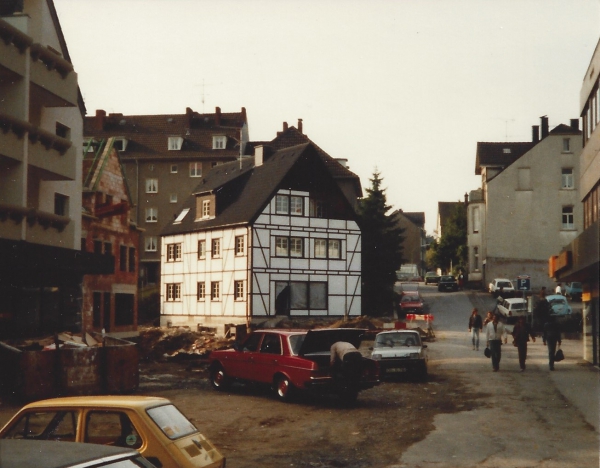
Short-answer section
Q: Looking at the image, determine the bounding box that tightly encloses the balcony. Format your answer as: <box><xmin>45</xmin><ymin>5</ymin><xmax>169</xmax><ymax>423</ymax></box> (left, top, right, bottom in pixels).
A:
<box><xmin>0</xmin><ymin>111</ymin><xmax>30</xmax><ymax>162</ymax></box>
<box><xmin>29</xmin><ymin>43</ymin><xmax>77</xmax><ymax>106</ymax></box>
<box><xmin>0</xmin><ymin>202</ymin><xmax>70</xmax><ymax>232</ymax></box>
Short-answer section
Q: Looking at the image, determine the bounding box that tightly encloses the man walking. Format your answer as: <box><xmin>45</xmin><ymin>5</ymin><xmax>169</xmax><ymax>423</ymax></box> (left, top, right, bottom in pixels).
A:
<box><xmin>486</xmin><ymin>314</ymin><xmax>507</xmax><ymax>371</ymax></box>
<box><xmin>468</xmin><ymin>308</ymin><xmax>483</xmax><ymax>350</ymax></box>
<box><xmin>512</xmin><ymin>316</ymin><xmax>536</xmax><ymax>372</ymax></box>
<box><xmin>543</xmin><ymin>316</ymin><xmax>562</xmax><ymax>371</ymax></box>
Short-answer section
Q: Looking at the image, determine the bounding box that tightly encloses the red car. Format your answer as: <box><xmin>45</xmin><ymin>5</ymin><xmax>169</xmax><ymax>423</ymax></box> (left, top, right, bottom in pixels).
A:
<box><xmin>399</xmin><ymin>293</ymin><xmax>424</xmax><ymax>316</ymax></box>
<box><xmin>208</xmin><ymin>328</ymin><xmax>380</xmax><ymax>403</ymax></box>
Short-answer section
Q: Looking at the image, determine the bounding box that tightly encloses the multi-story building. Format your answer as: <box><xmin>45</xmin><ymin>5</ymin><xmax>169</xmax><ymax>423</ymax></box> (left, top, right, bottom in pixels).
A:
<box><xmin>0</xmin><ymin>0</ymin><xmax>111</xmax><ymax>337</ymax></box>
<box><xmin>81</xmin><ymin>137</ymin><xmax>141</xmax><ymax>336</ymax></box>
<box><xmin>160</xmin><ymin>143</ymin><xmax>362</xmax><ymax>333</ymax></box>
<box><xmin>392</xmin><ymin>210</ymin><xmax>426</xmax><ymax>277</ymax></box>
<box><xmin>84</xmin><ymin>107</ymin><xmax>249</xmax><ymax>286</ymax></box>
<box><xmin>468</xmin><ymin>116</ymin><xmax>583</xmax><ymax>290</ymax></box>
<box><xmin>551</xmin><ymin>39</ymin><xmax>600</xmax><ymax>365</ymax></box>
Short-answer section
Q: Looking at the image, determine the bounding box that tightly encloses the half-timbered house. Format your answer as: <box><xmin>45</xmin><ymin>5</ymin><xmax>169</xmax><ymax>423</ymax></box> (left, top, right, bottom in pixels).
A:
<box><xmin>160</xmin><ymin>142</ymin><xmax>362</xmax><ymax>332</ymax></box>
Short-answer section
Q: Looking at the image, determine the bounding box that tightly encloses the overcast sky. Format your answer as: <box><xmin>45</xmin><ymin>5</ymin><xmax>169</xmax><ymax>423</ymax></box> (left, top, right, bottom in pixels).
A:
<box><xmin>54</xmin><ymin>0</ymin><xmax>599</xmax><ymax>234</ymax></box>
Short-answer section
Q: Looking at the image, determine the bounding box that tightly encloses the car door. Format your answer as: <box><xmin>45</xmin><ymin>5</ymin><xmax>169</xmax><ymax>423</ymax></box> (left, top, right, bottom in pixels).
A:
<box><xmin>250</xmin><ymin>333</ymin><xmax>283</xmax><ymax>384</ymax></box>
<box><xmin>232</xmin><ymin>332</ymin><xmax>264</xmax><ymax>381</ymax></box>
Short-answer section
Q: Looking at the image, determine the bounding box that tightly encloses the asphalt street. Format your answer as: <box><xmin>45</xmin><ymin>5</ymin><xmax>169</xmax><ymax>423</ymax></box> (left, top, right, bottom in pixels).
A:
<box><xmin>396</xmin><ymin>285</ymin><xmax>600</xmax><ymax>468</ymax></box>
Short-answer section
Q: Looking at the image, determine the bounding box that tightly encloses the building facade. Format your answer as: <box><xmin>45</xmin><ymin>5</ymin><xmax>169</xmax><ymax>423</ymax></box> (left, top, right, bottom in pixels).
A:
<box><xmin>84</xmin><ymin>107</ymin><xmax>249</xmax><ymax>287</ymax></box>
<box><xmin>551</xmin><ymin>39</ymin><xmax>600</xmax><ymax>365</ymax></box>
<box><xmin>393</xmin><ymin>210</ymin><xmax>426</xmax><ymax>277</ymax></box>
<box><xmin>469</xmin><ymin>117</ymin><xmax>583</xmax><ymax>290</ymax></box>
<box><xmin>160</xmin><ymin>143</ymin><xmax>362</xmax><ymax>333</ymax></box>
<box><xmin>81</xmin><ymin>138</ymin><xmax>141</xmax><ymax>336</ymax></box>
<box><xmin>0</xmin><ymin>0</ymin><xmax>111</xmax><ymax>338</ymax></box>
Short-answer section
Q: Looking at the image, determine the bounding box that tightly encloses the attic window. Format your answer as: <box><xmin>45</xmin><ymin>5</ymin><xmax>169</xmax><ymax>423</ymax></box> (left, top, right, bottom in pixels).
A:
<box><xmin>113</xmin><ymin>138</ymin><xmax>128</xmax><ymax>152</ymax></box>
<box><xmin>502</xmin><ymin>148</ymin><xmax>511</xmax><ymax>154</ymax></box>
<box><xmin>174</xmin><ymin>208</ymin><xmax>190</xmax><ymax>224</ymax></box>
<box><xmin>213</xmin><ymin>136</ymin><xmax>226</xmax><ymax>149</ymax></box>
<box><xmin>168</xmin><ymin>136</ymin><xmax>183</xmax><ymax>151</ymax></box>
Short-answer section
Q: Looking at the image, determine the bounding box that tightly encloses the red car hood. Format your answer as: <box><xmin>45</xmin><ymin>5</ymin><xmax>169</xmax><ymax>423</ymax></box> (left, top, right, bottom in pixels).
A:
<box><xmin>298</xmin><ymin>328</ymin><xmax>366</xmax><ymax>356</ymax></box>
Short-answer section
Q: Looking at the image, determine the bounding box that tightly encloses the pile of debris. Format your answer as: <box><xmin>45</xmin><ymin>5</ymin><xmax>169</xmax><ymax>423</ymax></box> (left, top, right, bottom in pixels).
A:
<box><xmin>3</xmin><ymin>332</ymin><xmax>105</xmax><ymax>352</ymax></box>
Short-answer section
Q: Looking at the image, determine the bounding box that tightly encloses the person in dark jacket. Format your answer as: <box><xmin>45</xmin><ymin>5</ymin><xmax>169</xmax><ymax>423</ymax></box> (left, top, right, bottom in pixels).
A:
<box><xmin>512</xmin><ymin>316</ymin><xmax>536</xmax><ymax>372</ymax></box>
<box><xmin>468</xmin><ymin>308</ymin><xmax>483</xmax><ymax>350</ymax></box>
<box><xmin>543</xmin><ymin>316</ymin><xmax>562</xmax><ymax>371</ymax></box>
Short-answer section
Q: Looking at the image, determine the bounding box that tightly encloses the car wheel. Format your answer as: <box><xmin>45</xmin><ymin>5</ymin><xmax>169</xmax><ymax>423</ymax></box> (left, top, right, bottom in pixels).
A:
<box><xmin>209</xmin><ymin>364</ymin><xmax>231</xmax><ymax>390</ymax></box>
<box><xmin>274</xmin><ymin>375</ymin><xmax>295</xmax><ymax>402</ymax></box>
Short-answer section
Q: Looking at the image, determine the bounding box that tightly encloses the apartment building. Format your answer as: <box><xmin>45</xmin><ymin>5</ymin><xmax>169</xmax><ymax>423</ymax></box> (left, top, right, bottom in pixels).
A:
<box><xmin>0</xmin><ymin>0</ymin><xmax>111</xmax><ymax>337</ymax></box>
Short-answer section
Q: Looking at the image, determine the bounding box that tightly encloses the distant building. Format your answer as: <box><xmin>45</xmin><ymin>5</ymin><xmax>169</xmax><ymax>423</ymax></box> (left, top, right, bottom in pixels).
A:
<box><xmin>81</xmin><ymin>138</ymin><xmax>141</xmax><ymax>336</ymax></box>
<box><xmin>393</xmin><ymin>210</ymin><xmax>426</xmax><ymax>277</ymax></box>
<box><xmin>160</xmin><ymin>143</ymin><xmax>362</xmax><ymax>333</ymax></box>
<box><xmin>0</xmin><ymin>0</ymin><xmax>111</xmax><ymax>337</ymax></box>
<box><xmin>436</xmin><ymin>201</ymin><xmax>462</xmax><ymax>240</ymax></box>
<box><xmin>550</xmin><ymin>39</ymin><xmax>600</xmax><ymax>365</ymax></box>
<box><xmin>469</xmin><ymin>116</ymin><xmax>582</xmax><ymax>290</ymax></box>
<box><xmin>84</xmin><ymin>107</ymin><xmax>249</xmax><ymax>287</ymax></box>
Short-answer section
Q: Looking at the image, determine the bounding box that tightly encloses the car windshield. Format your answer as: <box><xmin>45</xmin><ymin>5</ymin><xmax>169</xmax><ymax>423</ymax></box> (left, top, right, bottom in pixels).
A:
<box><xmin>374</xmin><ymin>333</ymin><xmax>420</xmax><ymax>348</ymax></box>
<box><xmin>441</xmin><ymin>276</ymin><xmax>454</xmax><ymax>281</ymax></box>
<box><xmin>401</xmin><ymin>295</ymin><xmax>420</xmax><ymax>303</ymax></box>
<box><xmin>288</xmin><ymin>334</ymin><xmax>305</xmax><ymax>355</ymax></box>
<box><xmin>146</xmin><ymin>404</ymin><xmax>197</xmax><ymax>440</ymax></box>
<box><xmin>498</xmin><ymin>281</ymin><xmax>512</xmax><ymax>288</ymax></box>
<box><xmin>571</xmin><ymin>282</ymin><xmax>582</xmax><ymax>288</ymax></box>
<box><xmin>549</xmin><ymin>297</ymin><xmax>566</xmax><ymax>305</ymax></box>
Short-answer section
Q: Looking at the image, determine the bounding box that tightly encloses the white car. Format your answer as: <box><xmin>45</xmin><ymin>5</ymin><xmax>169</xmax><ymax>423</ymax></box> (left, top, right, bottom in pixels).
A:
<box><xmin>488</xmin><ymin>278</ymin><xmax>515</xmax><ymax>297</ymax></box>
<box><xmin>497</xmin><ymin>297</ymin><xmax>528</xmax><ymax>323</ymax></box>
<box><xmin>370</xmin><ymin>330</ymin><xmax>428</xmax><ymax>380</ymax></box>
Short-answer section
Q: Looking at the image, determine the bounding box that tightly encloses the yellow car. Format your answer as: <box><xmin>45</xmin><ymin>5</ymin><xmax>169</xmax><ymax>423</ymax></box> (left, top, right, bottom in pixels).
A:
<box><xmin>0</xmin><ymin>396</ymin><xmax>225</xmax><ymax>468</ymax></box>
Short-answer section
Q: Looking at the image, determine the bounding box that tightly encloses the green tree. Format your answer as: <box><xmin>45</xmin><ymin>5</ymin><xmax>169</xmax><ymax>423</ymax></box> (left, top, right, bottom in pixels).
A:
<box><xmin>432</xmin><ymin>203</ymin><xmax>467</xmax><ymax>273</ymax></box>
<box><xmin>357</xmin><ymin>171</ymin><xmax>404</xmax><ymax>317</ymax></box>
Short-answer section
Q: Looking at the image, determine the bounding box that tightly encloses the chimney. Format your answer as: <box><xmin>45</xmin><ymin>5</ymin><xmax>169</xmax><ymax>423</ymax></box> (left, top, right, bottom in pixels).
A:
<box><xmin>215</xmin><ymin>107</ymin><xmax>221</xmax><ymax>126</ymax></box>
<box><xmin>255</xmin><ymin>145</ymin><xmax>264</xmax><ymax>167</ymax></box>
<box><xmin>241</xmin><ymin>107</ymin><xmax>247</xmax><ymax>123</ymax></box>
<box><xmin>532</xmin><ymin>125</ymin><xmax>539</xmax><ymax>143</ymax></box>
<box><xmin>283</xmin><ymin>122</ymin><xmax>288</xmax><ymax>131</ymax></box>
<box><xmin>298</xmin><ymin>118</ymin><xmax>303</xmax><ymax>134</ymax></box>
<box><xmin>186</xmin><ymin>107</ymin><xmax>193</xmax><ymax>127</ymax></box>
<box><xmin>540</xmin><ymin>116</ymin><xmax>549</xmax><ymax>139</ymax></box>
<box><xmin>570</xmin><ymin>118</ymin><xmax>579</xmax><ymax>131</ymax></box>
<box><xmin>94</xmin><ymin>109</ymin><xmax>106</xmax><ymax>132</ymax></box>
<box><xmin>464</xmin><ymin>192</ymin><xmax>468</xmax><ymax>205</ymax></box>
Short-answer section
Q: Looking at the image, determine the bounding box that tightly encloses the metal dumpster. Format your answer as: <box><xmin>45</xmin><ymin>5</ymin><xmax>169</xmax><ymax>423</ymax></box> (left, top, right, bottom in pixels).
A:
<box><xmin>0</xmin><ymin>333</ymin><xmax>139</xmax><ymax>402</ymax></box>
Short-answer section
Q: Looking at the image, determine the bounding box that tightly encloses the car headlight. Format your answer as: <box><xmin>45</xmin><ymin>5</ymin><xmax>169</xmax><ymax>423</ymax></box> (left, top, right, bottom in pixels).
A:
<box><xmin>372</xmin><ymin>354</ymin><xmax>382</xmax><ymax>360</ymax></box>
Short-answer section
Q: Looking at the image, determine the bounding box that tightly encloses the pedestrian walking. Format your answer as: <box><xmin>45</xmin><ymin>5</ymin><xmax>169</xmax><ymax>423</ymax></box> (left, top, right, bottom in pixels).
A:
<box><xmin>543</xmin><ymin>316</ymin><xmax>562</xmax><ymax>371</ymax></box>
<box><xmin>468</xmin><ymin>308</ymin><xmax>483</xmax><ymax>350</ymax></box>
<box><xmin>483</xmin><ymin>310</ymin><xmax>495</xmax><ymax>326</ymax></box>
<box><xmin>555</xmin><ymin>283</ymin><xmax>563</xmax><ymax>295</ymax></box>
<box><xmin>485</xmin><ymin>314</ymin><xmax>507</xmax><ymax>371</ymax></box>
<box><xmin>511</xmin><ymin>315</ymin><xmax>536</xmax><ymax>372</ymax></box>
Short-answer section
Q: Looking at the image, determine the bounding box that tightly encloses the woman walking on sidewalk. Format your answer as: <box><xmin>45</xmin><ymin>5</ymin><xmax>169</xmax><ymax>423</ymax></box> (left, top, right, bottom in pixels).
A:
<box><xmin>468</xmin><ymin>308</ymin><xmax>483</xmax><ymax>350</ymax></box>
<box><xmin>512</xmin><ymin>316</ymin><xmax>536</xmax><ymax>372</ymax></box>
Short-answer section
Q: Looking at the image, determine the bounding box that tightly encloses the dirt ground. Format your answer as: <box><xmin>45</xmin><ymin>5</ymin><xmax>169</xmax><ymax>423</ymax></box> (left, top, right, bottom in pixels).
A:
<box><xmin>137</xmin><ymin>353</ymin><xmax>489</xmax><ymax>468</ymax></box>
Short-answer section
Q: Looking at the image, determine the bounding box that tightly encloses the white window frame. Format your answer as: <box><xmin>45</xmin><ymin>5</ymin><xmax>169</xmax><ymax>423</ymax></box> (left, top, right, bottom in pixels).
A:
<box><xmin>145</xmin><ymin>236</ymin><xmax>157</xmax><ymax>252</ymax></box>
<box><xmin>211</xmin><ymin>281</ymin><xmax>221</xmax><ymax>301</ymax></box>
<box><xmin>290</xmin><ymin>196</ymin><xmax>304</xmax><ymax>215</ymax></box>
<box><xmin>145</xmin><ymin>207</ymin><xmax>157</xmax><ymax>223</ymax></box>
<box><xmin>213</xmin><ymin>135</ymin><xmax>226</xmax><ymax>149</ymax></box>
<box><xmin>235</xmin><ymin>235</ymin><xmax>245</xmax><ymax>255</ymax></box>
<box><xmin>168</xmin><ymin>136</ymin><xmax>183</xmax><ymax>151</ymax></box>
<box><xmin>170</xmin><ymin>164</ymin><xmax>178</xmax><ymax>173</ymax></box>
<box><xmin>275</xmin><ymin>195</ymin><xmax>289</xmax><ymax>214</ymax></box>
<box><xmin>197</xmin><ymin>282</ymin><xmax>206</xmax><ymax>300</ymax></box>
<box><xmin>211</xmin><ymin>238</ymin><xmax>221</xmax><ymax>258</ymax></box>
<box><xmin>328</xmin><ymin>239</ymin><xmax>341</xmax><ymax>259</ymax></box>
<box><xmin>562</xmin><ymin>168</ymin><xmax>574</xmax><ymax>189</ymax></box>
<box><xmin>202</xmin><ymin>200</ymin><xmax>211</xmax><ymax>218</ymax></box>
<box><xmin>561</xmin><ymin>206</ymin><xmax>574</xmax><ymax>230</ymax></box>
<box><xmin>145</xmin><ymin>179</ymin><xmax>158</xmax><ymax>193</ymax></box>
<box><xmin>170</xmin><ymin>193</ymin><xmax>178</xmax><ymax>203</ymax></box>
<box><xmin>190</xmin><ymin>162</ymin><xmax>202</xmax><ymax>177</ymax></box>
<box><xmin>235</xmin><ymin>280</ymin><xmax>244</xmax><ymax>300</ymax></box>
<box><xmin>315</xmin><ymin>239</ymin><xmax>327</xmax><ymax>258</ymax></box>
<box><xmin>166</xmin><ymin>243</ymin><xmax>182</xmax><ymax>262</ymax></box>
<box><xmin>198</xmin><ymin>240</ymin><xmax>206</xmax><ymax>259</ymax></box>
<box><xmin>166</xmin><ymin>283</ymin><xmax>181</xmax><ymax>301</ymax></box>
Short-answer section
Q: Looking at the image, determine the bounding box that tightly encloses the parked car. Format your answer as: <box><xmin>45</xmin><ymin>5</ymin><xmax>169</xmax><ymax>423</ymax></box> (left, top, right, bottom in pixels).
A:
<box><xmin>208</xmin><ymin>328</ymin><xmax>380</xmax><ymax>403</ymax></box>
<box><xmin>547</xmin><ymin>294</ymin><xmax>573</xmax><ymax>316</ymax></box>
<box><xmin>497</xmin><ymin>297</ymin><xmax>529</xmax><ymax>323</ymax></box>
<box><xmin>0</xmin><ymin>440</ymin><xmax>156</xmax><ymax>468</ymax></box>
<box><xmin>399</xmin><ymin>282</ymin><xmax>419</xmax><ymax>295</ymax></box>
<box><xmin>370</xmin><ymin>330</ymin><xmax>428</xmax><ymax>380</ymax></box>
<box><xmin>399</xmin><ymin>293</ymin><xmax>425</xmax><ymax>316</ymax></box>
<box><xmin>0</xmin><ymin>396</ymin><xmax>225</xmax><ymax>468</ymax></box>
<box><xmin>564</xmin><ymin>282</ymin><xmax>583</xmax><ymax>301</ymax></box>
<box><xmin>438</xmin><ymin>275</ymin><xmax>458</xmax><ymax>292</ymax></box>
<box><xmin>488</xmin><ymin>278</ymin><xmax>515</xmax><ymax>297</ymax></box>
<box><xmin>424</xmin><ymin>271</ymin><xmax>441</xmax><ymax>284</ymax></box>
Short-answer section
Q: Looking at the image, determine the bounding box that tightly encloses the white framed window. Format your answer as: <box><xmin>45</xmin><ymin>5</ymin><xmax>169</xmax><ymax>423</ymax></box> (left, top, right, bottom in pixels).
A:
<box><xmin>562</xmin><ymin>138</ymin><xmax>571</xmax><ymax>152</ymax></box>
<box><xmin>190</xmin><ymin>162</ymin><xmax>202</xmax><ymax>177</ymax></box>
<box><xmin>235</xmin><ymin>280</ymin><xmax>244</xmax><ymax>300</ymax></box>
<box><xmin>275</xmin><ymin>195</ymin><xmax>289</xmax><ymax>214</ymax></box>
<box><xmin>290</xmin><ymin>238</ymin><xmax>303</xmax><ymax>257</ymax></box>
<box><xmin>275</xmin><ymin>281</ymin><xmax>327</xmax><ymax>311</ymax></box>
<box><xmin>198</xmin><ymin>240</ymin><xmax>206</xmax><ymax>259</ymax></box>
<box><xmin>145</xmin><ymin>236</ymin><xmax>157</xmax><ymax>252</ymax></box>
<box><xmin>309</xmin><ymin>199</ymin><xmax>326</xmax><ymax>218</ymax></box>
<box><xmin>113</xmin><ymin>137</ymin><xmax>128</xmax><ymax>152</ymax></box>
<box><xmin>275</xmin><ymin>236</ymin><xmax>303</xmax><ymax>257</ymax></box>
<box><xmin>472</xmin><ymin>206</ymin><xmax>480</xmax><ymax>233</ymax></box>
<box><xmin>213</xmin><ymin>135</ymin><xmax>226</xmax><ymax>149</ymax></box>
<box><xmin>211</xmin><ymin>281</ymin><xmax>221</xmax><ymax>301</ymax></box>
<box><xmin>168</xmin><ymin>136</ymin><xmax>183</xmax><ymax>150</ymax></box>
<box><xmin>170</xmin><ymin>193</ymin><xmax>178</xmax><ymax>203</ymax></box>
<box><xmin>166</xmin><ymin>283</ymin><xmax>181</xmax><ymax>301</ymax></box>
<box><xmin>202</xmin><ymin>200</ymin><xmax>211</xmax><ymax>218</ymax></box>
<box><xmin>562</xmin><ymin>168</ymin><xmax>574</xmax><ymax>189</ymax></box>
<box><xmin>145</xmin><ymin>207</ymin><xmax>157</xmax><ymax>223</ymax></box>
<box><xmin>275</xmin><ymin>237</ymin><xmax>288</xmax><ymax>256</ymax></box>
<box><xmin>145</xmin><ymin>178</ymin><xmax>158</xmax><ymax>193</ymax></box>
<box><xmin>328</xmin><ymin>239</ymin><xmax>341</xmax><ymax>258</ymax></box>
<box><xmin>290</xmin><ymin>196</ymin><xmax>303</xmax><ymax>215</ymax></box>
<box><xmin>166</xmin><ymin>243</ymin><xmax>182</xmax><ymax>262</ymax></box>
<box><xmin>211</xmin><ymin>238</ymin><xmax>221</xmax><ymax>258</ymax></box>
<box><xmin>315</xmin><ymin>239</ymin><xmax>327</xmax><ymax>258</ymax></box>
<box><xmin>197</xmin><ymin>282</ymin><xmax>206</xmax><ymax>300</ymax></box>
<box><xmin>170</xmin><ymin>164</ymin><xmax>178</xmax><ymax>173</ymax></box>
<box><xmin>561</xmin><ymin>206</ymin><xmax>574</xmax><ymax>229</ymax></box>
<box><xmin>235</xmin><ymin>236</ymin><xmax>245</xmax><ymax>255</ymax></box>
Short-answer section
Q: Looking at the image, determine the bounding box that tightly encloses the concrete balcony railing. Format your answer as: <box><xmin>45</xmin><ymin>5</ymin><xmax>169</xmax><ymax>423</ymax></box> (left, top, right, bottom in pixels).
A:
<box><xmin>0</xmin><ymin>18</ymin><xmax>33</xmax><ymax>53</ymax></box>
<box><xmin>29</xmin><ymin>42</ymin><xmax>74</xmax><ymax>79</ymax></box>
<box><xmin>0</xmin><ymin>202</ymin><xmax>70</xmax><ymax>232</ymax></box>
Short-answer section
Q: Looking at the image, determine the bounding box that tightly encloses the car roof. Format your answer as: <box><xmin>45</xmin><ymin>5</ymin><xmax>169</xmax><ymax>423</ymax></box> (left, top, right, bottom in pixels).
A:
<box><xmin>494</xmin><ymin>278</ymin><xmax>512</xmax><ymax>282</ymax></box>
<box><xmin>504</xmin><ymin>298</ymin><xmax>526</xmax><ymax>303</ymax></box>
<box><xmin>376</xmin><ymin>330</ymin><xmax>419</xmax><ymax>336</ymax></box>
<box><xmin>19</xmin><ymin>395</ymin><xmax>171</xmax><ymax>411</ymax></box>
<box><xmin>546</xmin><ymin>294</ymin><xmax>566</xmax><ymax>300</ymax></box>
<box><xmin>0</xmin><ymin>440</ymin><xmax>141</xmax><ymax>468</ymax></box>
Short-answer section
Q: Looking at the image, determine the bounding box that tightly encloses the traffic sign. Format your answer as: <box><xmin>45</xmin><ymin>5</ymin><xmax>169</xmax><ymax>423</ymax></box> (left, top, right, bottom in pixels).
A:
<box><xmin>517</xmin><ymin>276</ymin><xmax>530</xmax><ymax>290</ymax></box>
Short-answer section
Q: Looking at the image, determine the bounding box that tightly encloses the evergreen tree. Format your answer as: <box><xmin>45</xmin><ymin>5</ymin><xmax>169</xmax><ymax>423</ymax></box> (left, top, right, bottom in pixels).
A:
<box><xmin>357</xmin><ymin>171</ymin><xmax>404</xmax><ymax>316</ymax></box>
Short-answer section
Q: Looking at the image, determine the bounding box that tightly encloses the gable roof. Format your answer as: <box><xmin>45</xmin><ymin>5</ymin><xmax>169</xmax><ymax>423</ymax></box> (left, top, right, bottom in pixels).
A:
<box><xmin>162</xmin><ymin>142</ymin><xmax>357</xmax><ymax>236</ymax></box>
<box><xmin>400</xmin><ymin>211</ymin><xmax>425</xmax><ymax>228</ymax></box>
<box><xmin>438</xmin><ymin>202</ymin><xmax>462</xmax><ymax>227</ymax></box>
<box><xmin>84</xmin><ymin>107</ymin><xmax>248</xmax><ymax>161</ymax></box>
<box><xmin>475</xmin><ymin>142</ymin><xmax>534</xmax><ymax>175</ymax></box>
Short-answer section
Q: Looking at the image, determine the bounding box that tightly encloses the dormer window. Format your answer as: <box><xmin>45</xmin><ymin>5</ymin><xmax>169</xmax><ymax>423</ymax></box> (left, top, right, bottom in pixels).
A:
<box><xmin>502</xmin><ymin>148</ymin><xmax>511</xmax><ymax>154</ymax></box>
<box><xmin>213</xmin><ymin>135</ymin><xmax>226</xmax><ymax>149</ymax></box>
<box><xmin>195</xmin><ymin>194</ymin><xmax>215</xmax><ymax>220</ymax></box>
<box><xmin>174</xmin><ymin>208</ymin><xmax>190</xmax><ymax>224</ymax></box>
<box><xmin>113</xmin><ymin>137</ymin><xmax>128</xmax><ymax>152</ymax></box>
<box><xmin>168</xmin><ymin>136</ymin><xmax>183</xmax><ymax>151</ymax></box>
